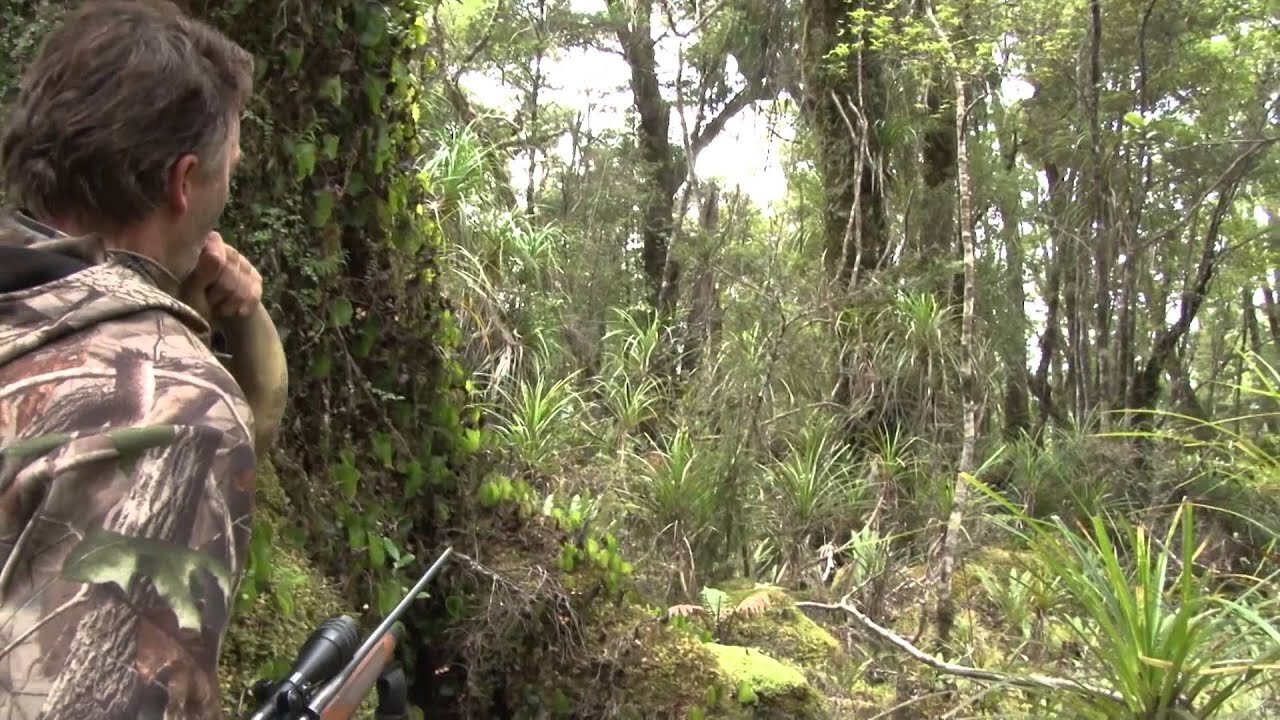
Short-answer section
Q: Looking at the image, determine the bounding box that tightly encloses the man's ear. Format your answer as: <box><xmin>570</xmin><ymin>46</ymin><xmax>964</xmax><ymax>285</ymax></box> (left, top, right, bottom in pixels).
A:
<box><xmin>167</xmin><ymin>153</ymin><xmax>201</xmax><ymax>215</ymax></box>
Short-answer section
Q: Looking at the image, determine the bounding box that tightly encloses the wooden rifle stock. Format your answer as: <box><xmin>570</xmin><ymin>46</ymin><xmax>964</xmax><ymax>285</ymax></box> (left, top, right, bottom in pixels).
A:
<box><xmin>317</xmin><ymin>631</ymin><xmax>399</xmax><ymax>720</ymax></box>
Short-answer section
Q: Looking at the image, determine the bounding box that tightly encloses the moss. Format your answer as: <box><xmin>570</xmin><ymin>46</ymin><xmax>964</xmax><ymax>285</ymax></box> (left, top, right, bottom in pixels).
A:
<box><xmin>704</xmin><ymin>644</ymin><xmax>828</xmax><ymax>719</ymax></box>
<box><xmin>721</xmin><ymin>589</ymin><xmax>841</xmax><ymax>669</ymax></box>
<box><xmin>219</xmin><ymin>461</ymin><xmax>374</xmax><ymax>718</ymax></box>
<box><xmin>618</xmin><ymin>618</ymin><xmax>740</xmax><ymax>718</ymax></box>
<box><xmin>479</xmin><ymin>591</ymin><xmax>833</xmax><ymax>720</ymax></box>
<box><xmin>609</xmin><ymin>584</ymin><xmax>836</xmax><ymax>718</ymax></box>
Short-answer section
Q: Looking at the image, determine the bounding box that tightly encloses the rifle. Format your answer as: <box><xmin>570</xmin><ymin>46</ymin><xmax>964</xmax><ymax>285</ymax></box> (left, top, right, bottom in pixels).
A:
<box><xmin>245</xmin><ymin>546</ymin><xmax>454</xmax><ymax>720</ymax></box>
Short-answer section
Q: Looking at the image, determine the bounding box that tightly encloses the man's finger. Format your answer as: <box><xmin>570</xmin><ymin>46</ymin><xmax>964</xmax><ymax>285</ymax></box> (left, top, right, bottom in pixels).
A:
<box><xmin>192</xmin><ymin>232</ymin><xmax>227</xmax><ymax>284</ymax></box>
<box><xmin>192</xmin><ymin>252</ymin><xmax>220</xmax><ymax>285</ymax></box>
<box><xmin>210</xmin><ymin>265</ymin><xmax>243</xmax><ymax>306</ymax></box>
<box><xmin>214</xmin><ymin>296</ymin><xmax>243</xmax><ymax>318</ymax></box>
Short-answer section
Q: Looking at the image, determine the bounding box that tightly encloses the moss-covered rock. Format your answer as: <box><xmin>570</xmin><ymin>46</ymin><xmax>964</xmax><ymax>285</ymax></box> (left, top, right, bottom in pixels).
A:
<box><xmin>607</xmin><ymin>583</ymin><xmax>881</xmax><ymax>718</ymax></box>
<box><xmin>704</xmin><ymin>643</ymin><xmax>828</xmax><ymax>719</ymax></box>
<box><xmin>605</xmin><ymin>617</ymin><xmax>829</xmax><ymax>719</ymax></box>
<box><xmin>719</xmin><ymin>586</ymin><xmax>843</xmax><ymax>671</ymax></box>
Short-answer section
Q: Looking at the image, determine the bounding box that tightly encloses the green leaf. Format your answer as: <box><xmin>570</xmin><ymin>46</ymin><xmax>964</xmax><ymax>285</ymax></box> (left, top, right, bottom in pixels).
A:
<box><xmin>321</xmin><ymin>133</ymin><xmax>340</xmax><ymax>160</ymax></box>
<box><xmin>292</xmin><ymin>141</ymin><xmax>317</xmax><ymax>180</ymax></box>
<box><xmin>359</xmin><ymin>12</ymin><xmax>388</xmax><ymax>48</ymax></box>
<box><xmin>367</xmin><ymin>530</ymin><xmax>386</xmax><ymax>568</ymax></box>
<box><xmin>284</xmin><ymin>47</ymin><xmax>304</xmax><ymax>73</ymax></box>
<box><xmin>354</xmin><ymin>320</ymin><xmax>379</xmax><ymax>358</ymax></box>
<box><xmin>249</xmin><ymin>520</ymin><xmax>274</xmax><ymax>588</ymax></box>
<box><xmin>333</xmin><ymin>462</ymin><xmax>359</xmax><ymax>500</ymax></box>
<box><xmin>700</xmin><ymin>586</ymin><xmax>730</xmax><ymax>618</ymax></box>
<box><xmin>558</xmin><ymin>546</ymin><xmax>577</xmax><ymax>573</ymax></box>
<box><xmin>459</xmin><ymin>428</ymin><xmax>482</xmax><ymax>454</ymax></box>
<box><xmin>311</xmin><ymin>189</ymin><xmax>335</xmax><ymax>228</ymax></box>
<box><xmin>274</xmin><ymin>587</ymin><xmax>295</xmax><ymax>616</ymax></box>
<box><xmin>478</xmin><ymin>480</ymin><xmax>499</xmax><ymax>508</ymax></box>
<box><xmin>329</xmin><ymin>298</ymin><xmax>354</xmax><ymax>327</ymax></box>
<box><xmin>309</xmin><ymin>352</ymin><xmax>332</xmax><ymax>379</ymax></box>
<box><xmin>376</xmin><ymin>579</ymin><xmax>400</xmax><ymax>616</ymax></box>
<box><xmin>366</xmin><ymin>76</ymin><xmax>386</xmax><ymax>114</ymax></box>
<box><xmin>1123</xmin><ymin>111</ymin><xmax>1147</xmax><ymax>129</ymax></box>
<box><xmin>318</xmin><ymin>75</ymin><xmax>343</xmax><ymax>106</ymax></box>
<box><xmin>405</xmin><ymin>460</ymin><xmax>427</xmax><ymax>497</ymax></box>
<box><xmin>445</xmin><ymin>594</ymin><xmax>465</xmax><ymax>619</ymax></box>
<box><xmin>427</xmin><ymin>455</ymin><xmax>449</xmax><ymax>486</ymax></box>
<box><xmin>371</xmin><ymin>432</ymin><xmax>394</xmax><ymax>468</ymax></box>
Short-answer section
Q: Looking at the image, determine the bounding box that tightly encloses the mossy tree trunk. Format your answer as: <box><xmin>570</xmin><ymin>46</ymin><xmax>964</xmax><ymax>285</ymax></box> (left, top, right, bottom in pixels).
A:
<box><xmin>800</xmin><ymin>0</ymin><xmax>898</xmax><ymax>446</ymax></box>
<box><xmin>800</xmin><ymin>0</ymin><xmax>890</xmax><ymax>290</ymax></box>
<box><xmin>185</xmin><ymin>0</ymin><xmax>475</xmax><ymax>710</ymax></box>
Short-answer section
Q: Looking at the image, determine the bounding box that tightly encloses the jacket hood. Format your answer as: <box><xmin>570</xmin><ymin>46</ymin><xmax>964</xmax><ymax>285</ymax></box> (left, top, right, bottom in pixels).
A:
<box><xmin>0</xmin><ymin>211</ymin><xmax>209</xmax><ymax>368</ymax></box>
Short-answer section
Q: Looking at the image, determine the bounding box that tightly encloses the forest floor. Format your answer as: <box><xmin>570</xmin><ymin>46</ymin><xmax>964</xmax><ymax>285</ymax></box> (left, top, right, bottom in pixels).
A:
<box><xmin>216</xmin><ymin>461</ymin><xmax>1280</xmax><ymax>719</ymax></box>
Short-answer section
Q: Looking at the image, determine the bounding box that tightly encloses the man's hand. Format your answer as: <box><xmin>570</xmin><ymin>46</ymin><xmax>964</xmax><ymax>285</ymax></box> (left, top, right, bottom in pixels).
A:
<box><xmin>177</xmin><ymin>231</ymin><xmax>289</xmax><ymax>450</ymax></box>
<box><xmin>182</xmin><ymin>231</ymin><xmax>262</xmax><ymax>320</ymax></box>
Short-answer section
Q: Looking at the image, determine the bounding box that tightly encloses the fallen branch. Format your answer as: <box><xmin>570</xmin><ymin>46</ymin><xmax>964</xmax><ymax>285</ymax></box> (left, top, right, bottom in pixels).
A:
<box><xmin>795</xmin><ymin>596</ymin><xmax>1125</xmax><ymax>705</ymax></box>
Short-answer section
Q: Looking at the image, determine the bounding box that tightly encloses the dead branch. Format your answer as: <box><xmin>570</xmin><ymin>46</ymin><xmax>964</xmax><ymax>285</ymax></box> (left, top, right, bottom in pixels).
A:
<box><xmin>450</xmin><ymin>0</ymin><xmax>506</xmax><ymax>84</ymax></box>
<box><xmin>795</xmin><ymin>597</ymin><xmax>1125</xmax><ymax>706</ymax></box>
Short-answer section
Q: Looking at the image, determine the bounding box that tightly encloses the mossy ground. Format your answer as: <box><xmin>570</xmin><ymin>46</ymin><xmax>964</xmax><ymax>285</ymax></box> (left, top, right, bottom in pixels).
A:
<box><xmin>219</xmin><ymin>483</ymin><xmax>1121</xmax><ymax>719</ymax></box>
<box><xmin>702</xmin><ymin>643</ymin><xmax>827</xmax><ymax>719</ymax></box>
<box><xmin>489</xmin><ymin>598</ymin><xmax>832</xmax><ymax>719</ymax></box>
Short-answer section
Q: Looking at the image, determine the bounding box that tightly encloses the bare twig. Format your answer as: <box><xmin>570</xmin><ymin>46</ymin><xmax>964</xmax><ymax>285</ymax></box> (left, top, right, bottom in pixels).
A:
<box><xmin>452</xmin><ymin>550</ymin><xmax>587</xmax><ymax>660</ymax></box>
<box><xmin>450</xmin><ymin>0</ymin><xmax>506</xmax><ymax>84</ymax></box>
<box><xmin>656</xmin><ymin>0</ymin><xmax>727</xmax><ymax>40</ymax></box>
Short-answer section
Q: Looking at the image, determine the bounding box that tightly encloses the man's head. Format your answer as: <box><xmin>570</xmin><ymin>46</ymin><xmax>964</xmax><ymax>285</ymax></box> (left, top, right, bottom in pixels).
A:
<box><xmin>0</xmin><ymin>0</ymin><xmax>253</xmax><ymax>281</ymax></box>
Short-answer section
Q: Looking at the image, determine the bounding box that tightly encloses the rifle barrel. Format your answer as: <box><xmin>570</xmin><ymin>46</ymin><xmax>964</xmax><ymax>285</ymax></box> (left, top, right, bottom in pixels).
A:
<box><xmin>353</xmin><ymin>546</ymin><xmax>453</xmax><ymax>669</ymax></box>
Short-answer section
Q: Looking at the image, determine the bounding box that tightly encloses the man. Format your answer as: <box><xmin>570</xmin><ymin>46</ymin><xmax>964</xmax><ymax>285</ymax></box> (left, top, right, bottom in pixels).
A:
<box><xmin>0</xmin><ymin>1</ymin><xmax>287</xmax><ymax>717</ymax></box>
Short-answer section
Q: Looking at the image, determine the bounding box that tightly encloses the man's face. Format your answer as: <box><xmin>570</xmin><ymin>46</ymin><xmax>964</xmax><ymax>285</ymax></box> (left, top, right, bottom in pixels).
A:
<box><xmin>168</xmin><ymin>117</ymin><xmax>240</xmax><ymax>280</ymax></box>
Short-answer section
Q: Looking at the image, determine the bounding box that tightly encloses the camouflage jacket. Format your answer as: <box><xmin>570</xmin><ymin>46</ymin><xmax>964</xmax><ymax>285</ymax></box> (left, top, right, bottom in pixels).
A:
<box><xmin>0</xmin><ymin>213</ymin><xmax>256</xmax><ymax>719</ymax></box>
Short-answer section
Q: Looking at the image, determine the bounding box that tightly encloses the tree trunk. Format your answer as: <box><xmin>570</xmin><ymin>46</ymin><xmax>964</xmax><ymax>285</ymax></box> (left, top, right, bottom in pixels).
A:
<box><xmin>922</xmin><ymin>1</ymin><xmax>976</xmax><ymax>651</ymax></box>
<box><xmin>609</xmin><ymin>0</ymin><xmax>683</xmax><ymax>316</ymax></box>
<box><xmin>1031</xmin><ymin>164</ymin><xmax>1069</xmax><ymax>438</ymax></box>
<box><xmin>997</xmin><ymin>149</ymin><xmax>1031</xmax><ymax>438</ymax></box>
<box><xmin>1086</xmin><ymin>0</ymin><xmax>1113</xmax><ymax>418</ymax></box>
<box><xmin>800</xmin><ymin>0</ymin><xmax>890</xmax><ymax>288</ymax></box>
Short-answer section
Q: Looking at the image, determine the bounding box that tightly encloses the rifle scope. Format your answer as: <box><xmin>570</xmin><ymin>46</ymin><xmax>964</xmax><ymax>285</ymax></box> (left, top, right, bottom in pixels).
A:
<box><xmin>247</xmin><ymin>616</ymin><xmax>360</xmax><ymax>719</ymax></box>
